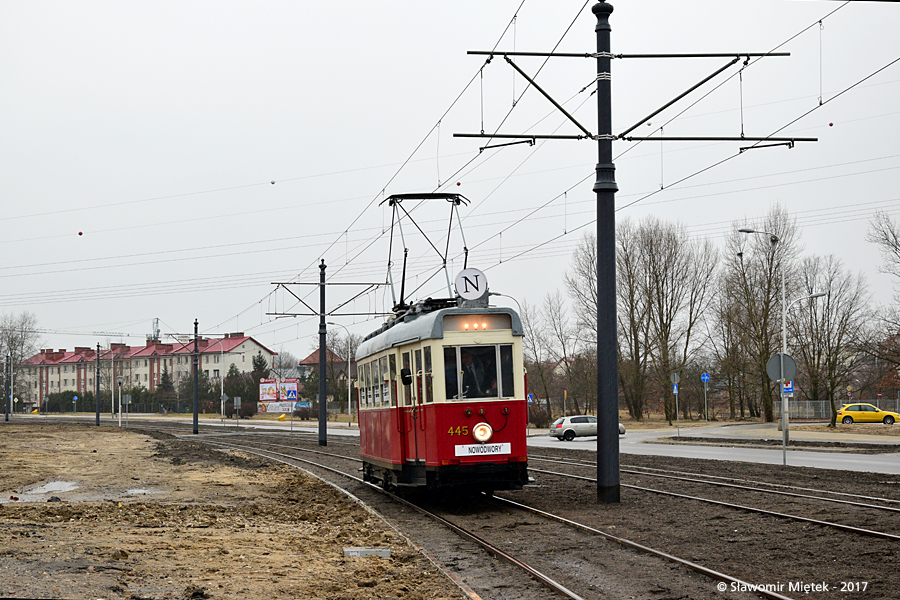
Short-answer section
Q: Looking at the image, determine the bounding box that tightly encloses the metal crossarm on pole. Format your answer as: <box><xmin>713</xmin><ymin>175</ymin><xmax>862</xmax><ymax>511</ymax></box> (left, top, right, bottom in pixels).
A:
<box><xmin>624</xmin><ymin>136</ymin><xmax>817</xmax><ymax>142</ymax></box>
<box><xmin>618</xmin><ymin>58</ymin><xmax>740</xmax><ymax>138</ymax></box>
<box><xmin>502</xmin><ymin>55</ymin><xmax>594</xmax><ymax>139</ymax></box>
<box><xmin>466</xmin><ymin>51</ymin><xmax>790</xmax><ymax>59</ymax></box>
<box><xmin>454</xmin><ymin>133</ymin><xmax>589</xmax><ymax>140</ymax></box>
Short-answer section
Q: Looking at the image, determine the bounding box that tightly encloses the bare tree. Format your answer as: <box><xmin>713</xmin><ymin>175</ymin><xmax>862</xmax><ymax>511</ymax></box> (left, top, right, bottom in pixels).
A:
<box><xmin>565</xmin><ymin>232</ymin><xmax>598</xmax><ymax>344</ymax></box>
<box><xmin>791</xmin><ymin>255</ymin><xmax>871</xmax><ymax>425</ymax></box>
<box><xmin>728</xmin><ymin>205</ymin><xmax>801</xmax><ymax>422</ymax></box>
<box><xmin>326</xmin><ymin>330</ymin><xmax>361</xmax><ymax>418</ymax></box>
<box><xmin>521</xmin><ymin>300</ymin><xmax>557</xmax><ymax>421</ymax></box>
<box><xmin>707</xmin><ymin>272</ymin><xmax>753</xmax><ymax>419</ymax></box>
<box><xmin>865</xmin><ymin>211</ymin><xmax>900</xmax><ymax>366</ymax></box>
<box><xmin>614</xmin><ymin>223</ymin><xmax>652</xmax><ymax>420</ymax></box>
<box><xmin>640</xmin><ymin>217</ymin><xmax>718</xmax><ymax>423</ymax></box>
<box><xmin>867</xmin><ymin>211</ymin><xmax>900</xmax><ymax>283</ymax></box>
<box><xmin>542</xmin><ymin>291</ymin><xmax>585</xmax><ymax>415</ymax></box>
<box><xmin>271</xmin><ymin>350</ymin><xmax>299</xmax><ymax>380</ymax></box>
<box><xmin>1</xmin><ymin>311</ymin><xmax>42</xmax><ymax>402</ymax></box>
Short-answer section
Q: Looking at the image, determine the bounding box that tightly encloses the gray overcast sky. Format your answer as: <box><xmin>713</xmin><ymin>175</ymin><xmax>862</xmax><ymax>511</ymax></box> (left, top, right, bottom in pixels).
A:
<box><xmin>1</xmin><ymin>1</ymin><xmax>898</xmax><ymax>359</ymax></box>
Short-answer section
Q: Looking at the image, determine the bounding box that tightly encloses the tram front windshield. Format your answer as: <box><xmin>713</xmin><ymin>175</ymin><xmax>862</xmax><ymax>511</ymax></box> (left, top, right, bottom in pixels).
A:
<box><xmin>444</xmin><ymin>345</ymin><xmax>514</xmax><ymax>400</ymax></box>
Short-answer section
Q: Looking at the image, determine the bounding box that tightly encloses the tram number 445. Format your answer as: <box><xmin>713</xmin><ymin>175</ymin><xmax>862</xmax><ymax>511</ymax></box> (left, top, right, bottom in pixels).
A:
<box><xmin>448</xmin><ymin>426</ymin><xmax>470</xmax><ymax>436</ymax></box>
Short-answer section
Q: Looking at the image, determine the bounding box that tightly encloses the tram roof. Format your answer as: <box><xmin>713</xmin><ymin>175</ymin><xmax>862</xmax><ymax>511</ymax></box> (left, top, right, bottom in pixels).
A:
<box><xmin>356</xmin><ymin>305</ymin><xmax>522</xmax><ymax>360</ymax></box>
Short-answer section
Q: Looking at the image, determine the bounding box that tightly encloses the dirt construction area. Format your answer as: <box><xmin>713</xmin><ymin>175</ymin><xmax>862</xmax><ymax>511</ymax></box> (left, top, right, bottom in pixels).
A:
<box><xmin>0</xmin><ymin>423</ymin><xmax>464</xmax><ymax>600</ymax></box>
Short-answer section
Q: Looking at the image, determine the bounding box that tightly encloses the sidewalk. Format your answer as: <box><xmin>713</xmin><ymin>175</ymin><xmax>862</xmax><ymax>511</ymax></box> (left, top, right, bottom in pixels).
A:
<box><xmin>527</xmin><ymin>422</ymin><xmax>900</xmax><ymax>446</ymax></box>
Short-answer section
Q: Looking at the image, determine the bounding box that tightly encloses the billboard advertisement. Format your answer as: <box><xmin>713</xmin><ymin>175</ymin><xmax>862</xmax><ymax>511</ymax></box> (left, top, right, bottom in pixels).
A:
<box><xmin>259</xmin><ymin>378</ymin><xmax>299</xmax><ymax>402</ymax></box>
<box><xmin>257</xmin><ymin>401</ymin><xmax>295</xmax><ymax>413</ymax></box>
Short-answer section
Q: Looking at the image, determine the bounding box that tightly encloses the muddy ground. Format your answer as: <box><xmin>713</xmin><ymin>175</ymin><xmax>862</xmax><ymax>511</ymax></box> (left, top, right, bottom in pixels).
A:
<box><xmin>0</xmin><ymin>423</ymin><xmax>465</xmax><ymax>600</ymax></box>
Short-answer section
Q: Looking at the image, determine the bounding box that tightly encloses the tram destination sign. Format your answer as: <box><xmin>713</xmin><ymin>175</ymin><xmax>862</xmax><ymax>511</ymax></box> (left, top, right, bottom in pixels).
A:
<box><xmin>455</xmin><ymin>443</ymin><xmax>511</xmax><ymax>457</ymax></box>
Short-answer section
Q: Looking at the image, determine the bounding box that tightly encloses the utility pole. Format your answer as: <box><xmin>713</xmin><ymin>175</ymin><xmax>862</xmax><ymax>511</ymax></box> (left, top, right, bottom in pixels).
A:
<box><xmin>318</xmin><ymin>260</ymin><xmax>327</xmax><ymax>447</ymax></box>
<box><xmin>5</xmin><ymin>353</ymin><xmax>10</xmax><ymax>422</ymax></box>
<box><xmin>193</xmin><ymin>319</ymin><xmax>199</xmax><ymax>435</ymax></box>
<box><xmin>593</xmin><ymin>2</ymin><xmax>620</xmax><ymax>504</ymax></box>
<box><xmin>268</xmin><ymin>268</ymin><xmax>383</xmax><ymax>447</ymax></box>
<box><xmin>95</xmin><ymin>343</ymin><xmax>101</xmax><ymax>426</ymax></box>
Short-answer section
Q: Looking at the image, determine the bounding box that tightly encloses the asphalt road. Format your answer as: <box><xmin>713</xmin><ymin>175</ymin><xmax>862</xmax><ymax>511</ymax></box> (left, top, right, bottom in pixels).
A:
<box><xmin>530</xmin><ymin>422</ymin><xmax>900</xmax><ymax>475</ymax></box>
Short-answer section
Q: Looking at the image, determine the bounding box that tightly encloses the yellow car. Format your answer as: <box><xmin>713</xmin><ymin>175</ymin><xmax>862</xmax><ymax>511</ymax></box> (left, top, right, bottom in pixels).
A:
<box><xmin>837</xmin><ymin>403</ymin><xmax>899</xmax><ymax>425</ymax></box>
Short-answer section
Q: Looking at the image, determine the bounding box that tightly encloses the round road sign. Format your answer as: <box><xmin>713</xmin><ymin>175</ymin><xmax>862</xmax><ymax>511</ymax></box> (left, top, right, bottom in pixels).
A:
<box><xmin>765</xmin><ymin>353</ymin><xmax>797</xmax><ymax>383</ymax></box>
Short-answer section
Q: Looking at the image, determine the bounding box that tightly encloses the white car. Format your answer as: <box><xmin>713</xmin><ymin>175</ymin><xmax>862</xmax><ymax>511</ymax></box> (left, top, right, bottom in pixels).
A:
<box><xmin>548</xmin><ymin>415</ymin><xmax>625</xmax><ymax>441</ymax></box>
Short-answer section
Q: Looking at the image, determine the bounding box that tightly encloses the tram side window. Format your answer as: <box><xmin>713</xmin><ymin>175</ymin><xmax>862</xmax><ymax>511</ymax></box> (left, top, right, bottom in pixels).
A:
<box><xmin>460</xmin><ymin>345</ymin><xmax>498</xmax><ymax>399</ymax></box>
<box><xmin>424</xmin><ymin>347</ymin><xmax>433</xmax><ymax>403</ymax></box>
<box><xmin>363</xmin><ymin>362</ymin><xmax>371</xmax><ymax>407</ymax></box>
<box><xmin>415</xmin><ymin>349</ymin><xmax>423</xmax><ymax>405</ymax></box>
<box><xmin>444</xmin><ymin>347</ymin><xmax>459</xmax><ymax>400</ymax></box>
<box><xmin>373</xmin><ymin>359</ymin><xmax>381</xmax><ymax>405</ymax></box>
<box><xmin>389</xmin><ymin>354</ymin><xmax>397</xmax><ymax>407</ymax></box>
<box><xmin>379</xmin><ymin>356</ymin><xmax>389</xmax><ymax>406</ymax></box>
<box><xmin>500</xmin><ymin>344</ymin><xmax>514</xmax><ymax>398</ymax></box>
<box><xmin>402</xmin><ymin>352</ymin><xmax>412</xmax><ymax>406</ymax></box>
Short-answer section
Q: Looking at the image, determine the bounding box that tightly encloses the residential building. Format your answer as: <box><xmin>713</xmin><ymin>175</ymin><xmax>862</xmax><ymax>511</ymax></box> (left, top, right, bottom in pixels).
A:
<box><xmin>19</xmin><ymin>333</ymin><xmax>276</xmax><ymax>410</ymax></box>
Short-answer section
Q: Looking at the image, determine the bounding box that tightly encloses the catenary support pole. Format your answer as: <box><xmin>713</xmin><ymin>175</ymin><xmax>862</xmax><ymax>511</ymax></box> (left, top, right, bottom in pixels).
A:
<box><xmin>193</xmin><ymin>319</ymin><xmax>199</xmax><ymax>435</ymax></box>
<box><xmin>95</xmin><ymin>343</ymin><xmax>101</xmax><ymax>425</ymax></box>
<box><xmin>318</xmin><ymin>260</ymin><xmax>328</xmax><ymax>446</ymax></box>
<box><xmin>5</xmin><ymin>353</ymin><xmax>9</xmax><ymax>422</ymax></box>
<box><xmin>594</xmin><ymin>2</ymin><xmax>620</xmax><ymax>504</ymax></box>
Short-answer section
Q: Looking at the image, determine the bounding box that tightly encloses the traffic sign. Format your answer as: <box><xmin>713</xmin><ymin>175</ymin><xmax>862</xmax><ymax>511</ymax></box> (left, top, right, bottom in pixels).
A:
<box><xmin>700</xmin><ymin>373</ymin><xmax>710</xmax><ymax>383</ymax></box>
<box><xmin>673</xmin><ymin>383</ymin><xmax>678</xmax><ymax>395</ymax></box>
<box><xmin>766</xmin><ymin>353</ymin><xmax>797</xmax><ymax>383</ymax></box>
<box><xmin>526</xmin><ymin>393</ymin><xmax>534</xmax><ymax>404</ymax></box>
<box><xmin>782</xmin><ymin>380</ymin><xmax>793</xmax><ymax>395</ymax></box>
<box><xmin>670</xmin><ymin>372</ymin><xmax>680</xmax><ymax>385</ymax></box>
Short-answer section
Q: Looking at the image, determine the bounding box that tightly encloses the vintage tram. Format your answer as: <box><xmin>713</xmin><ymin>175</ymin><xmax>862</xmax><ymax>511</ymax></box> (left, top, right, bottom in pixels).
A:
<box><xmin>356</xmin><ymin>296</ymin><xmax>529</xmax><ymax>493</ymax></box>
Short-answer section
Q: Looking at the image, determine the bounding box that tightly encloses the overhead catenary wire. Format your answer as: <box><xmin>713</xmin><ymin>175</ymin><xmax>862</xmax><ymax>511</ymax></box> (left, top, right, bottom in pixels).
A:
<box><xmin>265</xmin><ymin>0</ymin><xmax>586</xmax><ymax>329</ymax></box>
<box><xmin>27</xmin><ymin>1</ymin><xmax>893</xmax><ymax>349</ymax></box>
<box><xmin>221</xmin><ymin>1</ymin><xmax>530</xmax><ymax>330</ymax></box>
<box><xmin>408</xmin><ymin>48</ymin><xmax>900</xmax><ymax>296</ymax></box>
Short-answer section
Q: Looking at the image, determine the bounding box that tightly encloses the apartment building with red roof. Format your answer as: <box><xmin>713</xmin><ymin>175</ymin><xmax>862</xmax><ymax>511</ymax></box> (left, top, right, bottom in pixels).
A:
<box><xmin>19</xmin><ymin>333</ymin><xmax>276</xmax><ymax>410</ymax></box>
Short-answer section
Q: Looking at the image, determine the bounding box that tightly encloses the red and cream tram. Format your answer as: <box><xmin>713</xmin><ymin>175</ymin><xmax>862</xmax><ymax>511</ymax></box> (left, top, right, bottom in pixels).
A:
<box><xmin>357</xmin><ymin>298</ymin><xmax>529</xmax><ymax>493</ymax></box>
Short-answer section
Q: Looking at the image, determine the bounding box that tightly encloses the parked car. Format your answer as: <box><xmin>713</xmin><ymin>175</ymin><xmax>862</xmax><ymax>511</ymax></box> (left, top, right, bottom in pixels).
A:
<box><xmin>548</xmin><ymin>415</ymin><xmax>626</xmax><ymax>441</ymax></box>
<box><xmin>837</xmin><ymin>403</ymin><xmax>899</xmax><ymax>425</ymax></box>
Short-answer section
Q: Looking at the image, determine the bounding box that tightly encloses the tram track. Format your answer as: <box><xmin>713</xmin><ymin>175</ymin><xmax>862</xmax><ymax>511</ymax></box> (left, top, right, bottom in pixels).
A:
<box><xmin>198</xmin><ymin>436</ymin><xmax>798</xmax><ymax>600</ymax></box>
<box><xmin>113</xmin><ymin>420</ymin><xmax>900</xmax><ymax>540</ymax></box>
<box><xmin>186</xmin><ymin>429</ymin><xmax>900</xmax><ymax>539</ymax></box>
<box><xmin>532</xmin><ymin>453</ymin><xmax>900</xmax><ymax>507</ymax></box>
<box><xmin>31</xmin><ymin>419</ymin><xmax>900</xmax><ymax>598</ymax></box>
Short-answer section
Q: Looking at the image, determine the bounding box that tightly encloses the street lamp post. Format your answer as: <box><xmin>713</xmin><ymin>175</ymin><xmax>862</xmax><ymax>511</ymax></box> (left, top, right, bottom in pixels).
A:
<box><xmin>739</xmin><ymin>227</ymin><xmax>825</xmax><ymax>464</ymax></box>
<box><xmin>327</xmin><ymin>322</ymin><xmax>354</xmax><ymax>427</ymax></box>
<box><xmin>117</xmin><ymin>376</ymin><xmax>123</xmax><ymax>427</ymax></box>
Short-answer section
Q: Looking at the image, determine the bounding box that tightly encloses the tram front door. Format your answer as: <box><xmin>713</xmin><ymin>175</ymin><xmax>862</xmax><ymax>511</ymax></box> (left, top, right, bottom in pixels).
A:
<box><xmin>399</xmin><ymin>351</ymin><xmax>424</xmax><ymax>483</ymax></box>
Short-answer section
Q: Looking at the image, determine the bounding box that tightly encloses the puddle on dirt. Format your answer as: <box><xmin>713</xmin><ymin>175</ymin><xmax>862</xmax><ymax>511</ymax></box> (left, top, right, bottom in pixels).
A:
<box><xmin>124</xmin><ymin>489</ymin><xmax>153</xmax><ymax>496</ymax></box>
<box><xmin>23</xmin><ymin>481</ymin><xmax>79</xmax><ymax>495</ymax></box>
<box><xmin>2</xmin><ymin>481</ymin><xmax>80</xmax><ymax>503</ymax></box>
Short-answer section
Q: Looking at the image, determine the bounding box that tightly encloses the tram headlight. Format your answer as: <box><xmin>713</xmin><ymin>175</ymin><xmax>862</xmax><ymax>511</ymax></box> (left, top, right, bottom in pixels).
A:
<box><xmin>472</xmin><ymin>422</ymin><xmax>493</xmax><ymax>443</ymax></box>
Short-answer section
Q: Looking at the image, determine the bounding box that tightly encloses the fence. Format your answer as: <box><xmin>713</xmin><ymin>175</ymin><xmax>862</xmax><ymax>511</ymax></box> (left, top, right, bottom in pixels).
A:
<box><xmin>774</xmin><ymin>399</ymin><xmax>900</xmax><ymax>420</ymax></box>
